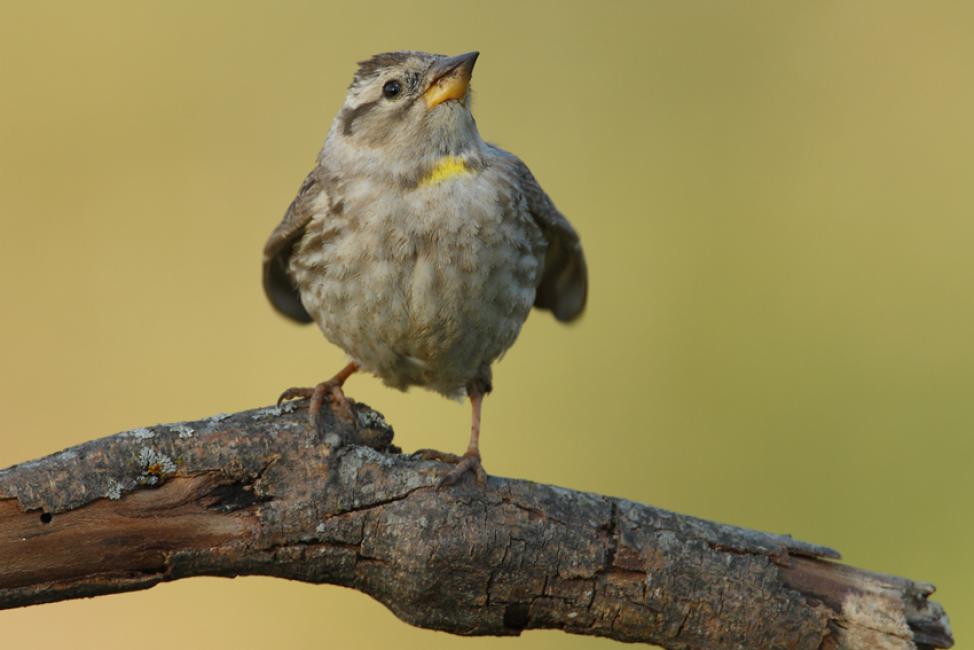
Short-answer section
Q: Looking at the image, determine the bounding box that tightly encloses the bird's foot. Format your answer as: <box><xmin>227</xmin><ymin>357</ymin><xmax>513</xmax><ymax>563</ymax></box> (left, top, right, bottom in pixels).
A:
<box><xmin>278</xmin><ymin>380</ymin><xmax>355</xmax><ymax>428</ymax></box>
<box><xmin>413</xmin><ymin>448</ymin><xmax>487</xmax><ymax>487</ymax></box>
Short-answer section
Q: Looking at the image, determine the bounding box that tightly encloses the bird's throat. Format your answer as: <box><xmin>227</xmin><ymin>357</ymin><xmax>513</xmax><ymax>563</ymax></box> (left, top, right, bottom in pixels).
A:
<box><xmin>419</xmin><ymin>156</ymin><xmax>472</xmax><ymax>187</ymax></box>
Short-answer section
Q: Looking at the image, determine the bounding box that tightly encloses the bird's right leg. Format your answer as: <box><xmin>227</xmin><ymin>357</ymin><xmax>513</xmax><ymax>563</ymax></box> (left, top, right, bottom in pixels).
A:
<box><xmin>413</xmin><ymin>381</ymin><xmax>489</xmax><ymax>487</ymax></box>
<box><xmin>278</xmin><ymin>361</ymin><xmax>359</xmax><ymax>427</ymax></box>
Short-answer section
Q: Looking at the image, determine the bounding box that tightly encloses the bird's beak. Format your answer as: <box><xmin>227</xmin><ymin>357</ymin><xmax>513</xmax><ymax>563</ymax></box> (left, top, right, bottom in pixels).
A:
<box><xmin>423</xmin><ymin>51</ymin><xmax>479</xmax><ymax>109</ymax></box>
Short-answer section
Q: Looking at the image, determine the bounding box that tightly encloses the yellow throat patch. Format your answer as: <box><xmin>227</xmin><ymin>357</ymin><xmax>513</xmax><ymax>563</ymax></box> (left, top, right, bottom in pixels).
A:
<box><xmin>419</xmin><ymin>156</ymin><xmax>472</xmax><ymax>187</ymax></box>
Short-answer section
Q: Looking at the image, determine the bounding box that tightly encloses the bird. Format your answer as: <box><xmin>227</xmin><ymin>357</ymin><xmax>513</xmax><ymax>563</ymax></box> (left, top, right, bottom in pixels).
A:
<box><xmin>263</xmin><ymin>50</ymin><xmax>587</xmax><ymax>485</ymax></box>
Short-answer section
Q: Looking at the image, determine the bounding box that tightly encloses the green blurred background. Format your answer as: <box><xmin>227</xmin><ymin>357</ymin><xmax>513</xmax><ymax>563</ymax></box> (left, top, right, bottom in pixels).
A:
<box><xmin>1</xmin><ymin>1</ymin><xmax>971</xmax><ymax>648</ymax></box>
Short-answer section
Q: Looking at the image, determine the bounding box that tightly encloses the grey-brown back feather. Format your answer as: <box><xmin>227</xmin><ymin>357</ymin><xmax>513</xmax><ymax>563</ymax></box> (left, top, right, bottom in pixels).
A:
<box><xmin>262</xmin><ymin>169</ymin><xmax>324</xmax><ymax>324</ymax></box>
<box><xmin>510</xmin><ymin>156</ymin><xmax>588</xmax><ymax>322</ymax></box>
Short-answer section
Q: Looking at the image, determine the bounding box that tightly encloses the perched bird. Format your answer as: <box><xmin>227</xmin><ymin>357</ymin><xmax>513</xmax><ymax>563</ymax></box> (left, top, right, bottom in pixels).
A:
<box><xmin>263</xmin><ymin>51</ymin><xmax>587</xmax><ymax>485</ymax></box>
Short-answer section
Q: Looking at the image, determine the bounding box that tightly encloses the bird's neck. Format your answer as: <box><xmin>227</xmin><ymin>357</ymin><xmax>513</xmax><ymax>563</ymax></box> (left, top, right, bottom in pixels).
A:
<box><xmin>323</xmin><ymin>140</ymin><xmax>487</xmax><ymax>190</ymax></box>
<box><xmin>418</xmin><ymin>156</ymin><xmax>474</xmax><ymax>187</ymax></box>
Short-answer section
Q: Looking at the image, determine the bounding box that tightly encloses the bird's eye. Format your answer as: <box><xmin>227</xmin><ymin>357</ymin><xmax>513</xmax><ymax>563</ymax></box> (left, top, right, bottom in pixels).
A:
<box><xmin>382</xmin><ymin>79</ymin><xmax>402</xmax><ymax>99</ymax></box>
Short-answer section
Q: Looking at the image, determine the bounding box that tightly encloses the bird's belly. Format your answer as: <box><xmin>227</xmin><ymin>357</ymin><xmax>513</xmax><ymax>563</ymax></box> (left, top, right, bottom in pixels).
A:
<box><xmin>291</xmin><ymin>198</ymin><xmax>544</xmax><ymax>396</ymax></box>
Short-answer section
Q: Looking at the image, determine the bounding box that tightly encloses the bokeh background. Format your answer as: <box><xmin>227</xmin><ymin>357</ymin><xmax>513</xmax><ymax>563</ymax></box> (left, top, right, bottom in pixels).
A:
<box><xmin>1</xmin><ymin>1</ymin><xmax>971</xmax><ymax>648</ymax></box>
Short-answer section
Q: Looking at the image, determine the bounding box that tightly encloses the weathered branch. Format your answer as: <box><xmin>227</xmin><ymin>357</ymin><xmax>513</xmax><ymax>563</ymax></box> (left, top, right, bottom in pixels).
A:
<box><xmin>0</xmin><ymin>401</ymin><xmax>952</xmax><ymax>649</ymax></box>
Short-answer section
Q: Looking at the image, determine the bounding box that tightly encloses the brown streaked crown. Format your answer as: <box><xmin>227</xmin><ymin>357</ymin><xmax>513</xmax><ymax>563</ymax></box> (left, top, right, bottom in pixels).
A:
<box><xmin>352</xmin><ymin>51</ymin><xmax>438</xmax><ymax>85</ymax></box>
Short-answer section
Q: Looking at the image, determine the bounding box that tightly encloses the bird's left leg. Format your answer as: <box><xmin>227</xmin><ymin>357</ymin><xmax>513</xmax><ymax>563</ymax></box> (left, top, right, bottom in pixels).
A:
<box><xmin>278</xmin><ymin>361</ymin><xmax>359</xmax><ymax>427</ymax></box>
<box><xmin>441</xmin><ymin>389</ymin><xmax>487</xmax><ymax>486</ymax></box>
<box><xmin>414</xmin><ymin>379</ymin><xmax>489</xmax><ymax>487</ymax></box>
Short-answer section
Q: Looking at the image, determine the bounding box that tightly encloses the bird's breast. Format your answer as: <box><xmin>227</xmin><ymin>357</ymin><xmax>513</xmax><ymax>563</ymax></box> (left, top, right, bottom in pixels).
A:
<box><xmin>290</xmin><ymin>169</ymin><xmax>545</xmax><ymax>394</ymax></box>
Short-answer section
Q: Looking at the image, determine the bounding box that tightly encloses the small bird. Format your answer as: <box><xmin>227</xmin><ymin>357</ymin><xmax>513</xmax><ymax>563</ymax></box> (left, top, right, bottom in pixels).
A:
<box><xmin>263</xmin><ymin>51</ymin><xmax>587</xmax><ymax>485</ymax></box>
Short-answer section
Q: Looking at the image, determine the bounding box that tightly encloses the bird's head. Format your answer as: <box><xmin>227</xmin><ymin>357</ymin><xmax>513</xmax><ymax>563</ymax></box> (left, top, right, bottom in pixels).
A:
<box><xmin>322</xmin><ymin>51</ymin><xmax>485</xmax><ymax>186</ymax></box>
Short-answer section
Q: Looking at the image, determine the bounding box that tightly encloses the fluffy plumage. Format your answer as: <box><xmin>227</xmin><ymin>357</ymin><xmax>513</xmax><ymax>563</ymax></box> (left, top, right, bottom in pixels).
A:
<box><xmin>262</xmin><ymin>51</ymin><xmax>587</xmax><ymax>482</ymax></box>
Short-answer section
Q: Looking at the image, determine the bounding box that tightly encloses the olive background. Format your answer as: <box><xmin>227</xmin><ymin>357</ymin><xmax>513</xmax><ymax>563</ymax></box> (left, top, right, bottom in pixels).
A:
<box><xmin>1</xmin><ymin>1</ymin><xmax>971</xmax><ymax>648</ymax></box>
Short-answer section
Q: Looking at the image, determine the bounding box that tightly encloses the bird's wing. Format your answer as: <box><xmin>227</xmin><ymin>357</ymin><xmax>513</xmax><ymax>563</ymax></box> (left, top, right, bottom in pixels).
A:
<box><xmin>262</xmin><ymin>168</ymin><xmax>325</xmax><ymax>324</ymax></box>
<box><xmin>510</xmin><ymin>155</ymin><xmax>588</xmax><ymax>322</ymax></box>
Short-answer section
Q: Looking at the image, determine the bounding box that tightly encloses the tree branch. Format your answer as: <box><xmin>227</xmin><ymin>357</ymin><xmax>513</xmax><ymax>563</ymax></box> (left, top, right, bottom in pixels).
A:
<box><xmin>0</xmin><ymin>401</ymin><xmax>953</xmax><ymax>649</ymax></box>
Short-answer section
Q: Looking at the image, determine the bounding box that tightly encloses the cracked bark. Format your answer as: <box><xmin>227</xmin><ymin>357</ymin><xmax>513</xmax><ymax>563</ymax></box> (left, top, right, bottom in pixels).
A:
<box><xmin>0</xmin><ymin>401</ymin><xmax>953</xmax><ymax>649</ymax></box>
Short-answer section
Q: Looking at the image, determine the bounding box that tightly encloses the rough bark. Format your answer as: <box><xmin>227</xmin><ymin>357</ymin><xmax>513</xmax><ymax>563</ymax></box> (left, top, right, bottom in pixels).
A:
<box><xmin>0</xmin><ymin>401</ymin><xmax>953</xmax><ymax>649</ymax></box>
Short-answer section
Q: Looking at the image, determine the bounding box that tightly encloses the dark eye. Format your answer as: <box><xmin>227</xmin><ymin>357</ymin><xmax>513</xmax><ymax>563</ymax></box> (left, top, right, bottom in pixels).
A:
<box><xmin>382</xmin><ymin>79</ymin><xmax>402</xmax><ymax>99</ymax></box>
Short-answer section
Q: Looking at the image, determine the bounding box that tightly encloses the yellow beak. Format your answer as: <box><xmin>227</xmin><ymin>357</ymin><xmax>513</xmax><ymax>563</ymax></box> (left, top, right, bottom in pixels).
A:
<box><xmin>423</xmin><ymin>51</ymin><xmax>480</xmax><ymax>109</ymax></box>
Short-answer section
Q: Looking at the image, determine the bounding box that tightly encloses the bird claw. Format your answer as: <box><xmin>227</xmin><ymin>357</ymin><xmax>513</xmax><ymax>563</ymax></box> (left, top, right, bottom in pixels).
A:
<box><xmin>441</xmin><ymin>452</ymin><xmax>487</xmax><ymax>487</ymax></box>
<box><xmin>278</xmin><ymin>380</ymin><xmax>355</xmax><ymax>428</ymax></box>
<box><xmin>413</xmin><ymin>449</ymin><xmax>486</xmax><ymax>487</ymax></box>
<box><xmin>412</xmin><ymin>448</ymin><xmax>462</xmax><ymax>464</ymax></box>
<box><xmin>277</xmin><ymin>386</ymin><xmax>313</xmax><ymax>405</ymax></box>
